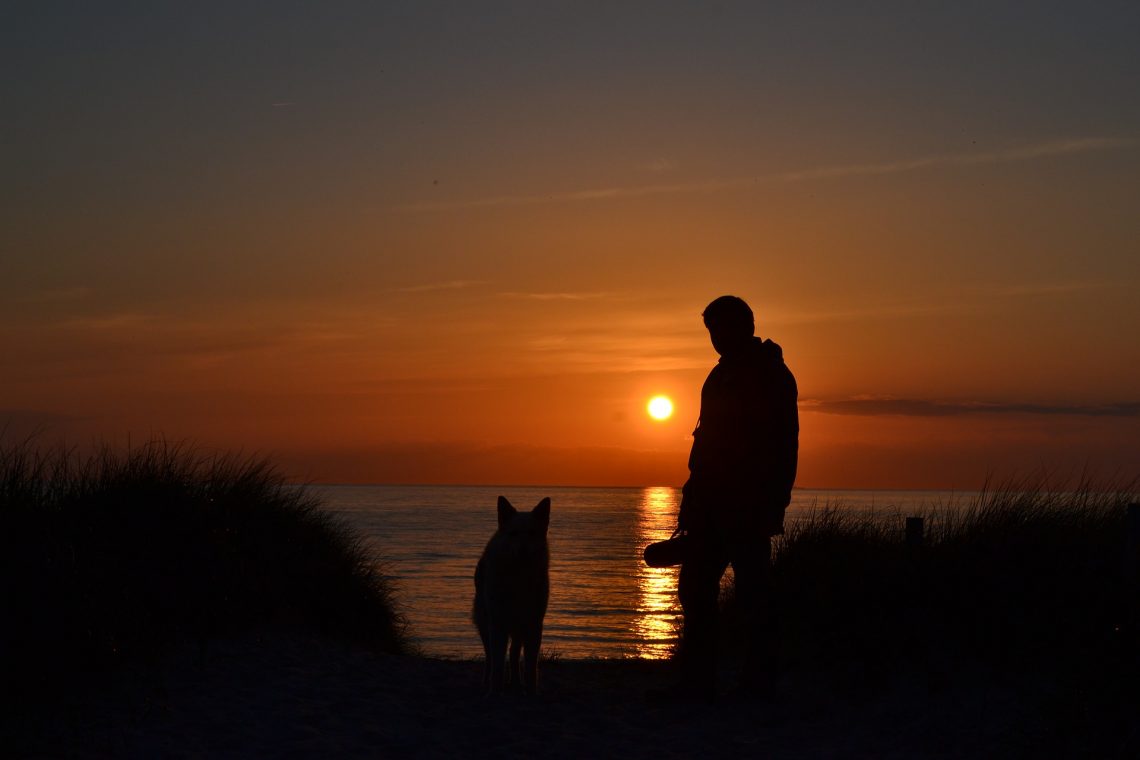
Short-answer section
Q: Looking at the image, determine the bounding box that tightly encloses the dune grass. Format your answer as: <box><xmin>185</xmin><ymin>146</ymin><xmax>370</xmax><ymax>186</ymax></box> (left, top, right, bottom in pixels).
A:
<box><xmin>0</xmin><ymin>440</ymin><xmax>413</xmax><ymax>703</ymax></box>
<box><xmin>716</xmin><ymin>476</ymin><xmax>1138</xmax><ymax>697</ymax></box>
<box><xmin>740</xmin><ymin>479</ymin><xmax>1140</xmax><ymax>752</ymax></box>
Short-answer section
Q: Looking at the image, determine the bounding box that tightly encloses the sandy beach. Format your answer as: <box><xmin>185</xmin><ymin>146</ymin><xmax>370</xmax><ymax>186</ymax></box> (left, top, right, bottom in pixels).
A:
<box><xmin>26</xmin><ymin>629</ymin><xmax>1100</xmax><ymax>758</ymax></box>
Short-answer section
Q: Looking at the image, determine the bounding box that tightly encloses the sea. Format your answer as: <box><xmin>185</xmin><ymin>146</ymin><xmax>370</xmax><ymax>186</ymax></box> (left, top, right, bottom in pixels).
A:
<box><xmin>316</xmin><ymin>485</ymin><xmax>977</xmax><ymax>660</ymax></box>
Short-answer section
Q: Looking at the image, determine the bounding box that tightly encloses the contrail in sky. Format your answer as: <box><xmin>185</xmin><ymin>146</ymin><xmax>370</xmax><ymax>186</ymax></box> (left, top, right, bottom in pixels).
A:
<box><xmin>392</xmin><ymin>137</ymin><xmax>1134</xmax><ymax>213</ymax></box>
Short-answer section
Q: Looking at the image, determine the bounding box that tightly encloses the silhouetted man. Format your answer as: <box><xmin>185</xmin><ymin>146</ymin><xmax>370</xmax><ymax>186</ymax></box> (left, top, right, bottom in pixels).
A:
<box><xmin>676</xmin><ymin>295</ymin><xmax>798</xmax><ymax>699</ymax></box>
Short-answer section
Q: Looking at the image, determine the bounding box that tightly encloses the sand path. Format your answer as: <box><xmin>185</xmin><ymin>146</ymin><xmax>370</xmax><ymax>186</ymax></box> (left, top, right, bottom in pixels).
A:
<box><xmin>33</xmin><ymin>631</ymin><xmax>1062</xmax><ymax>758</ymax></box>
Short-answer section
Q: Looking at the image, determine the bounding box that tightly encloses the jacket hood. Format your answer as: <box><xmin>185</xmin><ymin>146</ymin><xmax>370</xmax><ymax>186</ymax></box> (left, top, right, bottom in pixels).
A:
<box><xmin>720</xmin><ymin>336</ymin><xmax>784</xmax><ymax>365</ymax></box>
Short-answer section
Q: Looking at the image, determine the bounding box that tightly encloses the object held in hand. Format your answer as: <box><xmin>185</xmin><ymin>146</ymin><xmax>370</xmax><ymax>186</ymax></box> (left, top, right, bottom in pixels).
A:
<box><xmin>643</xmin><ymin>532</ymin><xmax>690</xmax><ymax>567</ymax></box>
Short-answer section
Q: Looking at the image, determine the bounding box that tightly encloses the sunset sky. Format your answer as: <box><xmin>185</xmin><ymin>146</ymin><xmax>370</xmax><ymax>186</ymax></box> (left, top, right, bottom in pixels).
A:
<box><xmin>4</xmin><ymin>2</ymin><xmax>1138</xmax><ymax>488</ymax></box>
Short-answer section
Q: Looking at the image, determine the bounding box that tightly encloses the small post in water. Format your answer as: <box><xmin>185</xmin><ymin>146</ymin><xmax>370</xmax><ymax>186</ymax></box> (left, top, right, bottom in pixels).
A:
<box><xmin>905</xmin><ymin>516</ymin><xmax>924</xmax><ymax>549</ymax></box>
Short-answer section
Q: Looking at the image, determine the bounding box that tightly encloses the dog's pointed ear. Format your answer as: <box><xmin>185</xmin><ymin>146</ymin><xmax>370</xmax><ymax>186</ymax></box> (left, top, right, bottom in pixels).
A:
<box><xmin>532</xmin><ymin>497</ymin><xmax>551</xmax><ymax>531</ymax></box>
<box><xmin>497</xmin><ymin>496</ymin><xmax>516</xmax><ymax>528</ymax></box>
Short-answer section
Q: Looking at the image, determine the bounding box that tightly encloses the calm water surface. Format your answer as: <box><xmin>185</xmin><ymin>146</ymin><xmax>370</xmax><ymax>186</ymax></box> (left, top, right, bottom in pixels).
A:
<box><xmin>318</xmin><ymin>485</ymin><xmax>974</xmax><ymax>659</ymax></box>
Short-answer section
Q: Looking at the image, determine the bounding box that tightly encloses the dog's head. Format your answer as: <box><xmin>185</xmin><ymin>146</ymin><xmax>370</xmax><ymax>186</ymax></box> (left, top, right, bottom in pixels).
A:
<box><xmin>496</xmin><ymin>495</ymin><xmax>550</xmax><ymax>560</ymax></box>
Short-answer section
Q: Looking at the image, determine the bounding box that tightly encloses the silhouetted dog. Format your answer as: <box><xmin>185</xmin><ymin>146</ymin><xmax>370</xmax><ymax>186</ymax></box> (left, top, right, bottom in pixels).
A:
<box><xmin>473</xmin><ymin>496</ymin><xmax>550</xmax><ymax>695</ymax></box>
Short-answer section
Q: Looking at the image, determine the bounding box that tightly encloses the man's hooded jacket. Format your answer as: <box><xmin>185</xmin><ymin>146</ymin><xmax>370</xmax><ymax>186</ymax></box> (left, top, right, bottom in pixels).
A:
<box><xmin>682</xmin><ymin>336</ymin><xmax>799</xmax><ymax>536</ymax></box>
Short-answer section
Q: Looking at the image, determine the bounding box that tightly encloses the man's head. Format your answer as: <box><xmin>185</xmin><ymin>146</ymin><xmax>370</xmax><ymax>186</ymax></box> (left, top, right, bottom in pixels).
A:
<box><xmin>702</xmin><ymin>295</ymin><xmax>754</xmax><ymax>356</ymax></box>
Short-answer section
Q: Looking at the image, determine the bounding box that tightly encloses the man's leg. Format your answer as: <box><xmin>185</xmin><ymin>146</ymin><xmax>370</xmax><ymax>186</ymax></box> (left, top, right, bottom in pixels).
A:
<box><xmin>729</xmin><ymin>535</ymin><xmax>777</xmax><ymax>689</ymax></box>
<box><xmin>678</xmin><ymin>536</ymin><xmax>728</xmax><ymax>697</ymax></box>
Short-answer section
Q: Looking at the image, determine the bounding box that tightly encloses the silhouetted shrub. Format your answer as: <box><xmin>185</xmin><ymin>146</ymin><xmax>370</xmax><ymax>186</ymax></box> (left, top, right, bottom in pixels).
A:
<box><xmin>0</xmin><ymin>440</ymin><xmax>412</xmax><ymax>701</ymax></box>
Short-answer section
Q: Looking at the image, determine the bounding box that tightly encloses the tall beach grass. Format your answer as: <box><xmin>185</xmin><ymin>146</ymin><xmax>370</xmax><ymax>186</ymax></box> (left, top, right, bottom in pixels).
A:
<box><xmin>0</xmin><ymin>440</ymin><xmax>412</xmax><ymax>703</ymax></box>
<box><xmin>718</xmin><ymin>475</ymin><xmax>1138</xmax><ymax>690</ymax></box>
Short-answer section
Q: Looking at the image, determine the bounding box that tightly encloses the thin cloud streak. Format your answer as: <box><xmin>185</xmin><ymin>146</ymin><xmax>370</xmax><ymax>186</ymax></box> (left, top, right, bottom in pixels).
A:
<box><xmin>15</xmin><ymin>287</ymin><xmax>93</xmax><ymax>304</ymax></box>
<box><xmin>395</xmin><ymin>280</ymin><xmax>487</xmax><ymax>293</ymax></box>
<box><xmin>498</xmin><ymin>291</ymin><xmax>613</xmax><ymax>301</ymax></box>
<box><xmin>767</xmin><ymin>301</ymin><xmax>982</xmax><ymax>326</ymax></box>
<box><xmin>61</xmin><ymin>312</ymin><xmax>157</xmax><ymax>330</ymax></box>
<box><xmin>773</xmin><ymin>137</ymin><xmax>1133</xmax><ymax>181</ymax></box>
<box><xmin>393</xmin><ymin>137</ymin><xmax>1135</xmax><ymax>213</ymax></box>
<box><xmin>644</xmin><ymin>158</ymin><xmax>678</xmax><ymax>173</ymax></box>
<box><xmin>0</xmin><ymin>408</ymin><xmax>81</xmax><ymax>425</ymax></box>
<box><xmin>768</xmin><ymin>280</ymin><xmax>1123</xmax><ymax>327</ymax></box>
<box><xmin>807</xmin><ymin>397</ymin><xmax>1140</xmax><ymax>418</ymax></box>
<box><xmin>975</xmin><ymin>280</ymin><xmax>1120</xmax><ymax>298</ymax></box>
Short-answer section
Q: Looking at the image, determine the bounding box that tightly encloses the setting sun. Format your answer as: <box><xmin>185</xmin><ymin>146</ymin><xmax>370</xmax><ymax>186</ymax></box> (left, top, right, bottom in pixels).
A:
<box><xmin>647</xmin><ymin>396</ymin><xmax>674</xmax><ymax>421</ymax></box>
<box><xmin>5</xmin><ymin>4</ymin><xmax>1138</xmax><ymax>492</ymax></box>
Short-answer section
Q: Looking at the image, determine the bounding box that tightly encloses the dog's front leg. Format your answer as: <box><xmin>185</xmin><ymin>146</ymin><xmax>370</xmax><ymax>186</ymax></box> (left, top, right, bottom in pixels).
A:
<box><xmin>488</xmin><ymin>627</ymin><xmax>508</xmax><ymax>694</ymax></box>
<box><xmin>479</xmin><ymin>633</ymin><xmax>492</xmax><ymax>690</ymax></box>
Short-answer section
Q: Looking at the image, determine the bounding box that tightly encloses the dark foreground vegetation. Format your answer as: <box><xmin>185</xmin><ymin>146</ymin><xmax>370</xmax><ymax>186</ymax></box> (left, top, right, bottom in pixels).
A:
<box><xmin>1</xmin><ymin>441</ymin><xmax>410</xmax><ymax>715</ymax></box>
<box><xmin>718</xmin><ymin>477</ymin><xmax>1140</xmax><ymax>752</ymax></box>
<box><xmin>4</xmin><ymin>440</ymin><xmax>1135</xmax><ymax>755</ymax></box>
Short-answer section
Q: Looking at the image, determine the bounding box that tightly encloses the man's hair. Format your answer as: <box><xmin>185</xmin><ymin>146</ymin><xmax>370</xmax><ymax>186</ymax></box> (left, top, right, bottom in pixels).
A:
<box><xmin>702</xmin><ymin>295</ymin><xmax>754</xmax><ymax>334</ymax></box>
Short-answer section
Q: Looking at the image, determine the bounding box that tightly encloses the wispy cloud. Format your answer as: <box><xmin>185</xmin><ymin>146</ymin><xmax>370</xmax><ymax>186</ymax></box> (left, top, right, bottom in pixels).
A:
<box><xmin>0</xmin><ymin>408</ymin><xmax>80</xmax><ymax>426</ymax></box>
<box><xmin>516</xmin><ymin>308</ymin><xmax>711</xmax><ymax>374</ymax></box>
<box><xmin>61</xmin><ymin>312</ymin><xmax>156</xmax><ymax>330</ymax></box>
<box><xmin>772</xmin><ymin>137</ymin><xmax>1132</xmax><ymax>182</ymax></box>
<box><xmin>806</xmin><ymin>397</ymin><xmax>1140</xmax><ymax>418</ymax></box>
<box><xmin>0</xmin><ymin>409</ymin><xmax>81</xmax><ymax>444</ymax></box>
<box><xmin>395</xmin><ymin>280</ymin><xmax>487</xmax><ymax>293</ymax></box>
<box><xmin>767</xmin><ymin>301</ymin><xmax>981</xmax><ymax>326</ymax></box>
<box><xmin>974</xmin><ymin>280</ymin><xmax>1119</xmax><ymax>298</ymax></box>
<box><xmin>764</xmin><ymin>279</ymin><xmax>1125</xmax><ymax>327</ymax></box>
<box><xmin>393</xmin><ymin>178</ymin><xmax>751</xmax><ymax>213</ymax></box>
<box><xmin>392</xmin><ymin>136</ymin><xmax>1134</xmax><ymax>213</ymax></box>
<box><xmin>15</xmin><ymin>287</ymin><xmax>93</xmax><ymax>304</ymax></box>
<box><xmin>644</xmin><ymin>158</ymin><xmax>678</xmax><ymax>173</ymax></box>
<box><xmin>498</xmin><ymin>291</ymin><xmax>613</xmax><ymax>301</ymax></box>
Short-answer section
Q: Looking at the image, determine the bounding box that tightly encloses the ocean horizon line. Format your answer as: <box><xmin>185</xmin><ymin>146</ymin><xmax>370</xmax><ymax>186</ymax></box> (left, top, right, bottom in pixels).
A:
<box><xmin>303</xmin><ymin>482</ymin><xmax>972</xmax><ymax>493</ymax></box>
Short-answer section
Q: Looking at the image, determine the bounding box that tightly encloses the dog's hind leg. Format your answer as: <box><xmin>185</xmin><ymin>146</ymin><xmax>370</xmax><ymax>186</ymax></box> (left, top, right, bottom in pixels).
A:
<box><xmin>522</xmin><ymin>632</ymin><xmax>542</xmax><ymax>696</ymax></box>
<box><xmin>508</xmin><ymin>636</ymin><xmax>523</xmax><ymax>691</ymax></box>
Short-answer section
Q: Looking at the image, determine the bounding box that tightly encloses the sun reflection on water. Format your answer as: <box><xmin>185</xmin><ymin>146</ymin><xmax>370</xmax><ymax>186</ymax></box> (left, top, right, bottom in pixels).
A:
<box><xmin>634</xmin><ymin>486</ymin><xmax>682</xmax><ymax>659</ymax></box>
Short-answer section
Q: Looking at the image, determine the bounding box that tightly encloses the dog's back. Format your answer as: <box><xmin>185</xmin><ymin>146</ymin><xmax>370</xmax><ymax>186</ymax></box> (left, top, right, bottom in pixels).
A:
<box><xmin>473</xmin><ymin>496</ymin><xmax>550</xmax><ymax>694</ymax></box>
